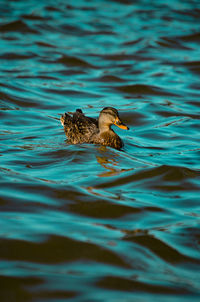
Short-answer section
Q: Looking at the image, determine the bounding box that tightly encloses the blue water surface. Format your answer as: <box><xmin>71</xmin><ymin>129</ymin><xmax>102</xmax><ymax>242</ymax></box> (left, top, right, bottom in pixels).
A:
<box><xmin>0</xmin><ymin>0</ymin><xmax>200</xmax><ymax>301</ymax></box>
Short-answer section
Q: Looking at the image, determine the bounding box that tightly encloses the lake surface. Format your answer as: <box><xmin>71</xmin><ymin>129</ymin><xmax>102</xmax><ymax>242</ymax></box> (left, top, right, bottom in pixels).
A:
<box><xmin>0</xmin><ymin>0</ymin><xmax>200</xmax><ymax>301</ymax></box>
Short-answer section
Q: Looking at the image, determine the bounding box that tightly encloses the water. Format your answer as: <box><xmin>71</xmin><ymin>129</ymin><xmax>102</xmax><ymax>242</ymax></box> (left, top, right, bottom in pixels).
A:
<box><xmin>0</xmin><ymin>0</ymin><xmax>200</xmax><ymax>301</ymax></box>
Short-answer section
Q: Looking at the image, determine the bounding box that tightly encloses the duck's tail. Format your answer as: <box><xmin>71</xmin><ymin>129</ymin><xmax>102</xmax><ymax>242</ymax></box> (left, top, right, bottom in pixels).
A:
<box><xmin>60</xmin><ymin>112</ymin><xmax>72</xmax><ymax>127</ymax></box>
<box><xmin>60</xmin><ymin>109</ymin><xmax>84</xmax><ymax>130</ymax></box>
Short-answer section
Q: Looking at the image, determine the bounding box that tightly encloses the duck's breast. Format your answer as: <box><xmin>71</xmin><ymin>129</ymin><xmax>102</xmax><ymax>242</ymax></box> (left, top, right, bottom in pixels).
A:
<box><xmin>98</xmin><ymin>131</ymin><xmax>123</xmax><ymax>149</ymax></box>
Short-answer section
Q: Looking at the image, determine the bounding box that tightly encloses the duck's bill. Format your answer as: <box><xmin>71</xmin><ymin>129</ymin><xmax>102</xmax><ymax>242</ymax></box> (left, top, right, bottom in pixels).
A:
<box><xmin>116</xmin><ymin>123</ymin><xmax>129</xmax><ymax>130</ymax></box>
<box><xmin>114</xmin><ymin>118</ymin><xmax>129</xmax><ymax>130</ymax></box>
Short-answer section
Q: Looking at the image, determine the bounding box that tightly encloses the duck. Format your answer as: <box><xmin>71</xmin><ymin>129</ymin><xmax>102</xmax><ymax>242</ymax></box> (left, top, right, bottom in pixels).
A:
<box><xmin>60</xmin><ymin>107</ymin><xmax>129</xmax><ymax>150</ymax></box>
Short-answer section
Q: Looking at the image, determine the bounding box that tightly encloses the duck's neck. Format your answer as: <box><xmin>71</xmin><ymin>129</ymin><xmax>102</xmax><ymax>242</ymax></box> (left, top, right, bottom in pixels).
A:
<box><xmin>98</xmin><ymin>120</ymin><xmax>112</xmax><ymax>133</ymax></box>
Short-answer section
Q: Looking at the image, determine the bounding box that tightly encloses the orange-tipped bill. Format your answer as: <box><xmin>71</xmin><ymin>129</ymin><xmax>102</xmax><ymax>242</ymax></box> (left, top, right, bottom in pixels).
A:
<box><xmin>114</xmin><ymin>118</ymin><xmax>129</xmax><ymax>130</ymax></box>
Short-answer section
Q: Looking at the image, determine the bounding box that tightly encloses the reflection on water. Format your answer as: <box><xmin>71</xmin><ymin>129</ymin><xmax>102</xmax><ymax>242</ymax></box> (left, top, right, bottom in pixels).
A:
<box><xmin>1</xmin><ymin>0</ymin><xmax>200</xmax><ymax>301</ymax></box>
<box><xmin>96</xmin><ymin>150</ymin><xmax>133</xmax><ymax>177</ymax></box>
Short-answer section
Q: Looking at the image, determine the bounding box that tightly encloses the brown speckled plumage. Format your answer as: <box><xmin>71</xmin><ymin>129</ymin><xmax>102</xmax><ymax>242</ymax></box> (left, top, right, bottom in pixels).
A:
<box><xmin>60</xmin><ymin>107</ymin><xmax>129</xmax><ymax>150</ymax></box>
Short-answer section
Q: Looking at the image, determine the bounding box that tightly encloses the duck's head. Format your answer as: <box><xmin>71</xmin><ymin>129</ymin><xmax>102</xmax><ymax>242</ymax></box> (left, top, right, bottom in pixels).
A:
<box><xmin>98</xmin><ymin>107</ymin><xmax>129</xmax><ymax>132</ymax></box>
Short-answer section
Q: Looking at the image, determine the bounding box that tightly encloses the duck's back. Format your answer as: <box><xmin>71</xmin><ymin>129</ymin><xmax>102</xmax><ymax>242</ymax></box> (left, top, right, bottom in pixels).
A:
<box><xmin>61</xmin><ymin>109</ymin><xmax>98</xmax><ymax>144</ymax></box>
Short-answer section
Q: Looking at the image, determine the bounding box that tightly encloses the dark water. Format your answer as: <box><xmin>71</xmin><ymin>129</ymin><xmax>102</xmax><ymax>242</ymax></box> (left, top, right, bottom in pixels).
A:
<box><xmin>1</xmin><ymin>0</ymin><xmax>200</xmax><ymax>301</ymax></box>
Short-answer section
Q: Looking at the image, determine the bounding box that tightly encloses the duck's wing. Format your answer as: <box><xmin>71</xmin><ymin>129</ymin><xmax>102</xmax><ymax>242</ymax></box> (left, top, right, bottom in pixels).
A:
<box><xmin>61</xmin><ymin>109</ymin><xmax>98</xmax><ymax>144</ymax></box>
